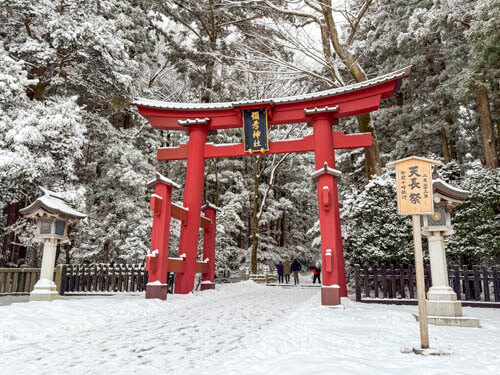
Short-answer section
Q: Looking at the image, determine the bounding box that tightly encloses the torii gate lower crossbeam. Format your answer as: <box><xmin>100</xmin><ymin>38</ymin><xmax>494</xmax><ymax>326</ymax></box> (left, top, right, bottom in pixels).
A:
<box><xmin>134</xmin><ymin>66</ymin><xmax>411</xmax><ymax>305</ymax></box>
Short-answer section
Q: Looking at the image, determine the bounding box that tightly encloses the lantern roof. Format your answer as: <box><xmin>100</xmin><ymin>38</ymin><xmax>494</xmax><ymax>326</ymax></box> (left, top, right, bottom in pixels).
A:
<box><xmin>432</xmin><ymin>170</ymin><xmax>469</xmax><ymax>203</ymax></box>
<box><xmin>20</xmin><ymin>187</ymin><xmax>86</xmax><ymax>220</ymax></box>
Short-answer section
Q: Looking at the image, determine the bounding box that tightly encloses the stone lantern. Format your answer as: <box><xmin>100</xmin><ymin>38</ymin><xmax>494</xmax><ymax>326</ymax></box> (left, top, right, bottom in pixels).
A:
<box><xmin>20</xmin><ymin>187</ymin><xmax>86</xmax><ymax>301</ymax></box>
<box><xmin>421</xmin><ymin>171</ymin><xmax>479</xmax><ymax>327</ymax></box>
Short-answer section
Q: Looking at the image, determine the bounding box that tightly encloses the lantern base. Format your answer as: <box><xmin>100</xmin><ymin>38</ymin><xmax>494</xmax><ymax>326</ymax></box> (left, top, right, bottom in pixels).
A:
<box><xmin>146</xmin><ymin>282</ymin><xmax>168</xmax><ymax>300</ymax></box>
<box><xmin>30</xmin><ymin>278</ymin><xmax>59</xmax><ymax>302</ymax></box>
<box><xmin>321</xmin><ymin>285</ymin><xmax>341</xmax><ymax>306</ymax></box>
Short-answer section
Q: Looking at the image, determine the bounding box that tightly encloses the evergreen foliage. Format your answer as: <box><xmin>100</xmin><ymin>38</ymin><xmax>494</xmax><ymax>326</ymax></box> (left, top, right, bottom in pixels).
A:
<box><xmin>0</xmin><ymin>1</ymin><xmax>497</xmax><ymax>272</ymax></box>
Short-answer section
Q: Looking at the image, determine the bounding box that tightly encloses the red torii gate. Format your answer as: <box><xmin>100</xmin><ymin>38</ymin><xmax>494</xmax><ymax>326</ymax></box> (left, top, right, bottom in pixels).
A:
<box><xmin>134</xmin><ymin>67</ymin><xmax>411</xmax><ymax>305</ymax></box>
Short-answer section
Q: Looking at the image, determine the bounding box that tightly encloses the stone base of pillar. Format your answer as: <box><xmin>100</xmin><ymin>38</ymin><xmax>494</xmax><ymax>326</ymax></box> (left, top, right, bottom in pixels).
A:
<box><xmin>321</xmin><ymin>285</ymin><xmax>340</xmax><ymax>306</ymax></box>
<box><xmin>427</xmin><ymin>286</ymin><xmax>463</xmax><ymax>317</ymax></box>
<box><xmin>146</xmin><ymin>282</ymin><xmax>168</xmax><ymax>300</ymax></box>
<box><xmin>414</xmin><ymin>314</ymin><xmax>480</xmax><ymax>328</ymax></box>
<box><xmin>200</xmin><ymin>281</ymin><xmax>215</xmax><ymax>291</ymax></box>
<box><xmin>427</xmin><ymin>300</ymin><xmax>463</xmax><ymax>317</ymax></box>
<box><xmin>30</xmin><ymin>278</ymin><xmax>58</xmax><ymax>302</ymax></box>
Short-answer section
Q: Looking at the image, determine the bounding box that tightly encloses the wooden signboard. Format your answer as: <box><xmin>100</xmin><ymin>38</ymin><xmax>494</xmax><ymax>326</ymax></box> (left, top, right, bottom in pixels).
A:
<box><xmin>387</xmin><ymin>156</ymin><xmax>441</xmax><ymax>350</ymax></box>
<box><xmin>391</xmin><ymin>157</ymin><xmax>438</xmax><ymax>215</ymax></box>
<box><xmin>242</xmin><ymin>108</ymin><xmax>269</xmax><ymax>153</ymax></box>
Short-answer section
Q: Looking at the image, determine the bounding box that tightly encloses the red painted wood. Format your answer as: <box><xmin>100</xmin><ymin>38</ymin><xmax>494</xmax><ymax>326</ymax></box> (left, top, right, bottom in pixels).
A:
<box><xmin>157</xmin><ymin>132</ymin><xmax>372</xmax><ymax>161</ymax></box>
<box><xmin>196</xmin><ymin>261</ymin><xmax>208</xmax><ymax>274</ymax></box>
<box><xmin>146</xmin><ymin>183</ymin><xmax>172</xmax><ymax>292</ymax></box>
<box><xmin>312</xmin><ymin>114</ymin><xmax>347</xmax><ymax>299</ymax></box>
<box><xmin>201</xmin><ymin>207</ymin><xmax>217</xmax><ymax>285</ymax></box>
<box><xmin>167</xmin><ymin>258</ymin><xmax>185</xmax><ymax>273</ymax></box>
<box><xmin>136</xmin><ymin>81</ymin><xmax>397</xmax><ymax>131</ymax></box>
<box><xmin>171</xmin><ymin>203</ymin><xmax>211</xmax><ymax>229</ymax></box>
<box><xmin>174</xmin><ymin>125</ymin><xmax>208</xmax><ymax>294</ymax></box>
<box><xmin>170</xmin><ymin>203</ymin><xmax>188</xmax><ymax>222</ymax></box>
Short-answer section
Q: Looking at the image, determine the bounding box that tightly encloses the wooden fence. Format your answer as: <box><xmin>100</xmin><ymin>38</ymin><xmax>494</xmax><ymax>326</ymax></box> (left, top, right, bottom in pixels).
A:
<box><xmin>354</xmin><ymin>264</ymin><xmax>500</xmax><ymax>308</ymax></box>
<box><xmin>0</xmin><ymin>268</ymin><xmax>41</xmax><ymax>294</ymax></box>
<box><xmin>60</xmin><ymin>264</ymin><xmax>149</xmax><ymax>294</ymax></box>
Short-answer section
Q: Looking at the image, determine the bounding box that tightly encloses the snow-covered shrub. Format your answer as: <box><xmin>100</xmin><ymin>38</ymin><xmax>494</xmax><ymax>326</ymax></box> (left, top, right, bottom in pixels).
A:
<box><xmin>342</xmin><ymin>169</ymin><xmax>414</xmax><ymax>267</ymax></box>
<box><xmin>447</xmin><ymin>164</ymin><xmax>500</xmax><ymax>265</ymax></box>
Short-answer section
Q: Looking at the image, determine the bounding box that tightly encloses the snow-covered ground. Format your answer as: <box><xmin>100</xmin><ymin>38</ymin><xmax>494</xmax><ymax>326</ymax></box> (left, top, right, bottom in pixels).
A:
<box><xmin>0</xmin><ymin>281</ymin><xmax>498</xmax><ymax>375</ymax></box>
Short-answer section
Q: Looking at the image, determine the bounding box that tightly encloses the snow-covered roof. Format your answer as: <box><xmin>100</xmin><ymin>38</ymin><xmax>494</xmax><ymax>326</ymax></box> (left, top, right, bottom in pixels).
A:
<box><xmin>133</xmin><ymin>66</ymin><xmax>411</xmax><ymax>111</ymax></box>
<box><xmin>146</xmin><ymin>172</ymin><xmax>181</xmax><ymax>189</ymax></box>
<box><xmin>433</xmin><ymin>179</ymin><xmax>469</xmax><ymax>202</ymax></box>
<box><xmin>20</xmin><ymin>187</ymin><xmax>86</xmax><ymax>220</ymax></box>
<box><xmin>311</xmin><ymin>163</ymin><xmax>342</xmax><ymax>183</ymax></box>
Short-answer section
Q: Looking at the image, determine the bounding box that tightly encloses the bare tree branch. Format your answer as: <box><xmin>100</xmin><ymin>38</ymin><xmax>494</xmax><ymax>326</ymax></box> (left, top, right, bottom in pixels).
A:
<box><xmin>346</xmin><ymin>0</ymin><xmax>373</xmax><ymax>46</ymax></box>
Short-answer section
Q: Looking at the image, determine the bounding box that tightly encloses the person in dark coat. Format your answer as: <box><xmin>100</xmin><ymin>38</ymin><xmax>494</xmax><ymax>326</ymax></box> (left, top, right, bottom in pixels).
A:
<box><xmin>291</xmin><ymin>259</ymin><xmax>301</xmax><ymax>285</ymax></box>
<box><xmin>275</xmin><ymin>261</ymin><xmax>284</xmax><ymax>284</ymax></box>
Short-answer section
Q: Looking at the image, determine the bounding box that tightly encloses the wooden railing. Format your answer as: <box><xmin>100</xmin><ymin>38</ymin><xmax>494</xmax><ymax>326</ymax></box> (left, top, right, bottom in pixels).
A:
<box><xmin>60</xmin><ymin>264</ymin><xmax>148</xmax><ymax>294</ymax></box>
<box><xmin>0</xmin><ymin>268</ymin><xmax>41</xmax><ymax>294</ymax></box>
<box><xmin>354</xmin><ymin>264</ymin><xmax>500</xmax><ymax>308</ymax></box>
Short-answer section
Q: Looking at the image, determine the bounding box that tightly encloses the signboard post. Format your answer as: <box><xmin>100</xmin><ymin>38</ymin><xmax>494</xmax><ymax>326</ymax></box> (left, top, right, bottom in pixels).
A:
<box><xmin>387</xmin><ymin>156</ymin><xmax>441</xmax><ymax>349</ymax></box>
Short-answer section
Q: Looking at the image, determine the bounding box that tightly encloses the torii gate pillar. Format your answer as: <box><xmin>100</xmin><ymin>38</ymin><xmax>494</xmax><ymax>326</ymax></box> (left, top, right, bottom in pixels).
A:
<box><xmin>201</xmin><ymin>203</ymin><xmax>218</xmax><ymax>290</ymax></box>
<box><xmin>311</xmin><ymin>113</ymin><xmax>347</xmax><ymax>304</ymax></box>
<box><xmin>174</xmin><ymin>124</ymin><xmax>208</xmax><ymax>294</ymax></box>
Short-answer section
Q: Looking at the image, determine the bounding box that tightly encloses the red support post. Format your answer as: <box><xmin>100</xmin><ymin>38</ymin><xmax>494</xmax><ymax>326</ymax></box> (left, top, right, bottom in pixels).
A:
<box><xmin>174</xmin><ymin>124</ymin><xmax>208</xmax><ymax>294</ymax></box>
<box><xmin>145</xmin><ymin>181</ymin><xmax>174</xmax><ymax>300</ymax></box>
<box><xmin>311</xmin><ymin>114</ymin><xmax>347</xmax><ymax>305</ymax></box>
<box><xmin>201</xmin><ymin>205</ymin><xmax>217</xmax><ymax>290</ymax></box>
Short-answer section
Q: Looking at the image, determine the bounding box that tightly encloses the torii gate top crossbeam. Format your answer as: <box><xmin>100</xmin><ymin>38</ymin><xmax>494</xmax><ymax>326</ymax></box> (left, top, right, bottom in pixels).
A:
<box><xmin>133</xmin><ymin>67</ymin><xmax>411</xmax><ymax>131</ymax></box>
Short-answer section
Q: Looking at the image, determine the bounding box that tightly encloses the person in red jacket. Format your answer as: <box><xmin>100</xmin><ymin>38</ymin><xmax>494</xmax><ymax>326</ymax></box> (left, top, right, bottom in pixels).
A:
<box><xmin>311</xmin><ymin>263</ymin><xmax>321</xmax><ymax>284</ymax></box>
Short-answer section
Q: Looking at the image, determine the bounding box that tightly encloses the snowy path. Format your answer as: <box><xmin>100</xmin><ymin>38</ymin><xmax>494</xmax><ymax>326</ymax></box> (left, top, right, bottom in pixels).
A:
<box><xmin>0</xmin><ymin>282</ymin><xmax>316</xmax><ymax>375</ymax></box>
<box><xmin>1</xmin><ymin>282</ymin><xmax>499</xmax><ymax>375</ymax></box>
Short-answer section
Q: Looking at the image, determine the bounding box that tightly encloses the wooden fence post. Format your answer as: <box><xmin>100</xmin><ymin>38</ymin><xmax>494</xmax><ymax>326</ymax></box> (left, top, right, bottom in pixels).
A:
<box><xmin>463</xmin><ymin>265</ymin><xmax>471</xmax><ymax>300</ymax></box>
<box><xmin>482</xmin><ymin>266</ymin><xmax>490</xmax><ymax>302</ymax></box>
<box><xmin>381</xmin><ymin>265</ymin><xmax>387</xmax><ymax>298</ymax></box>
<box><xmin>408</xmin><ymin>264</ymin><xmax>414</xmax><ymax>299</ymax></box>
<box><xmin>355</xmin><ymin>265</ymin><xmax>361</xmax><ymax>302</ymax></box>
<box><xmin>473</xmin><ymin>266</ymin><xmax>481</xmax><ymax>301</ymax></box>
<box><xmin>390</xmin><ymin>264</ymin><xmax>396</xmax><ymax>299</ymax></box>
<box><xmin>373</xmin><ymin>265</ymin><xmax>379</xmax><ymax>298</ymax></box>
<box><xmin>399</xmin><ymin>264</ymin><xmax>405</xmax><ymax>299</ymax></box>
<box><xmin>493</xmin><ymin>267</ymin><xmax>499</xmax><ymax>302</ymax></box>
<box><xmin>363</xmin><ymin>264</ymin><xmax>370</xmax><ymax>298</ymax></box>
<box><xmin>453</xmin><ymin>265</ymin><xmax>461</xmax><ymax>300</ymax></box>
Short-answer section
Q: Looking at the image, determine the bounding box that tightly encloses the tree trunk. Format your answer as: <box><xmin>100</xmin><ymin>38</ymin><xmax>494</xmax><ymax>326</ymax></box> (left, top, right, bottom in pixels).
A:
<box><xmin>103</xmin><ymin>240</ymin><xmax>110</xmax><ymax>263</ymax></box>
<box><xmin>279</xmin><ymin>213</ymin><xmax>286</xmax><ymax>247</ymax></box>
<box><xmin>356</xmin><ymin>113</ymin><xmax>382</xmax><ymax>176</ymax></box>
<box><xmin>441</xmin><ymin>128</ymin><xmax>451</xmax><ymax>164</ymax></box>
<box><xmin>476</xmin><ymin>85</ymin><xmax>498</xmax><ymax>168</ymax></box>
<box><xmin>250</xmin><ymin>158</ymin><xmax>261</xmax><ymax>274</ymax></box>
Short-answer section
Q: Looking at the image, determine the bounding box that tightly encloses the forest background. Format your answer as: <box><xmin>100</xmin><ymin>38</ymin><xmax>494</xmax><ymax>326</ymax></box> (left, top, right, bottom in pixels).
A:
<box><xmin>1</xmin><ymin>0</ymin><xmax>498</xmax><ymax>279</ymax></box>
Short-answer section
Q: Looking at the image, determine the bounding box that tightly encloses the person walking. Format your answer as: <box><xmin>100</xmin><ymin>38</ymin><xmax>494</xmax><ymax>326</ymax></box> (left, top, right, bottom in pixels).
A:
<box><xmin>291</xmin><ymin>259</ymin><xmax>301</xmax><ymax>285</ymax></box>
<box><xmin>311</xmin><ymin>263</ymin><xmax>321</xmax><ymax>284</ymax></box>
<box><xmin>275</xmin><ymin>261</ymin><xmax>284</xmax><ymax>284</ymax></box>
<box><xmin>283</xmin><ymin>262</ymin><xmax>291</xmax><ymax>284</ymax></box>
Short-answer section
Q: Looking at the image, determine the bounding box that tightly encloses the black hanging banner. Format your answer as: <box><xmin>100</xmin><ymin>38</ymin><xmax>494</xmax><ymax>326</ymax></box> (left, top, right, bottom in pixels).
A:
<box><xmin>242</xmin><ymin>108</ymin><xmax>269</xmax><ymax>153</ymax></box>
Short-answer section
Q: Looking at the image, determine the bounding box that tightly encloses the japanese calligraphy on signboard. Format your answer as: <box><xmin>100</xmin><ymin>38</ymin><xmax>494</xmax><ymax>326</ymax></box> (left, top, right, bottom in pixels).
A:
<box><xmin>242</xmin><ymin>108</ymin><xmax>269</xmax><ymax>153</ymax></box>
<box><xmin>388</xmin><ymin>157</ymin><xmax>440</xmax><ymax>215</ymax></box>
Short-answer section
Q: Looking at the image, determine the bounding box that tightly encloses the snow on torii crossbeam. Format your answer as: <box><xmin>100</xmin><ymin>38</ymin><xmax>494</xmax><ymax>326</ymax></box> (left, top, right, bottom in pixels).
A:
<box><xmin>133</xmin><ymin>66</ymin><xmax>411</xmax><ymax>305</ymax></box>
